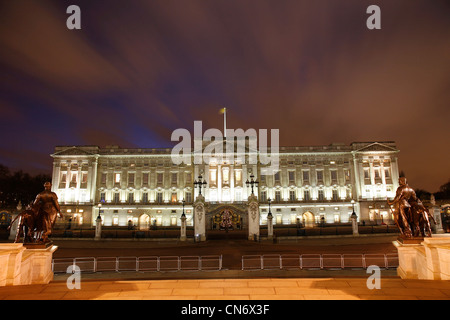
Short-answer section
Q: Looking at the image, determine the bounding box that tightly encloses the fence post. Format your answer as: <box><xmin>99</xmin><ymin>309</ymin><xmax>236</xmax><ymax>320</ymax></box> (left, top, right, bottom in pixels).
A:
<box><xmin>261</xmin><ymin>256</ymin><xmax>264</xmax><ymax>270</ymax></box>
<box><xmin>279</xmin><ymin>255</ymin><xmax>282</xmax><ymax>270</ymax></box>
<box><xmin>320</xmin><ymin>255</ymin><xmax>323</xmax><ymax>269</ymax></box>
<box><xmin>341</xmin><ymin>255</ymin><xmax>344</xmax><ymax>269</ymax></box>
<box><xmin>299</xmin><ymin>255</ymin><xmax>302</xmax><ymax>270</ymax></box>
<box><xmin>384</xmin><ymin>254</ymin><xmax>388</xmax><ymax>269</ymax></box>
<box><xmin>136</xmin><ymin>257</ymin><xmax>139</xmax><ymax>272</ymax></box>
<box><xmin>115</xmin><ymin>257</ymin><xmax>119</xmax><ymax>272</ymax></box>
<box><xmin>362</xmin><ymin>254</ymin><xmax>366</xmax><ymax>269</ymax></box>
<box><xmin>157</xmin><ymin>257</ymin><xmax>160</xmax><ymax>272</ymax></box>
<box><xmin>199</xmin><ymin>256</ymin><xmax>202</xmax><ymax>271</ymax></box>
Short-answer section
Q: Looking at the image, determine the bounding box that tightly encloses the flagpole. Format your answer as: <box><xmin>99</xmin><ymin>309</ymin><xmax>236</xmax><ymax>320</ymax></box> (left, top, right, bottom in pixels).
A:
<box><xmin>223</xmin><ymin>107</ymin><xmax>227</xmax><ymax>138</ymax></box>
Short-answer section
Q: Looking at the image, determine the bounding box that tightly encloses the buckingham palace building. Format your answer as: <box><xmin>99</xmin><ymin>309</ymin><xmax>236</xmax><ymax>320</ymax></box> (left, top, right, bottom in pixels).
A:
<box><xmin>50</xmin><ymin>139</ymin><xmax>401</xmax><ymax>233</ymax></box>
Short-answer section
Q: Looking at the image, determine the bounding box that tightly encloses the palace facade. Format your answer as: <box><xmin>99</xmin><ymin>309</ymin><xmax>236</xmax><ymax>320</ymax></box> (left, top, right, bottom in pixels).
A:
<box><xmin>50</xmin><ymin>141</ymin><xmax>400</xmax><ymax>231</ymax></box>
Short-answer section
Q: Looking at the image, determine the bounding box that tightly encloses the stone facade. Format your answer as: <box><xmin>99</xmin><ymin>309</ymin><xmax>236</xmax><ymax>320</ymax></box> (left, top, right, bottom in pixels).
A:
<box><xmin>50</xmin><ymin>141</ymin><xmax>400</xmax><ymax>231</ymax></box>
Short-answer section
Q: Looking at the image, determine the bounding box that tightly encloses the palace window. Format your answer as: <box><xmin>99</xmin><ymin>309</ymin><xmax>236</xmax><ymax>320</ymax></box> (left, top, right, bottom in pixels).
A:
<box><xmin>304</xmin><ymin>190</ymin><xmax>311</xmax><ymax>201</ymax></box>
<box><xmin>142</xmin><ymin>192</ymin><xmax>148</xmax><ymax>204</ymax></box>
<box><xmin>171</xmin><ymin>173</ymin><xmax>178</xmax><ymax>184</ymax></box>
<box><xmin>185</xmin><ymin>192</ymin><xmax>192</xmax><ymax>203</ymax></box>
<box><xmin>113</xmin><ymin>192</ymin><xmax>120</xmax><ymax>203</ymax></box>
<box><xmin>142</xmin><ymin>173</ymin><xmax>149</xmax><ymax>185</ymax></box>
<box><xmin>222</xmin><ymin>167</ymin><xmax>229</xmax><ymax>184</ymax></box>
<box><xmin>210</xmin><ymin>170</ymin><xmax>217</xmax><ymax>184</ymax></box>
<box><xmin>260</xmin><ymin>191</ymin><xmax>267</xmax><ymax>202</ymax></box>
<box><xmin>275</xmin><ymin>190</ymin><xmax>281</xmax><ymax>202</ymax></box>
<box><xmin>114</xmin><ymin>173</ymin><xmax>121</xmax><ymax>184</ymax></box>
<box><xmin>274</xmin><ymin>172</ymin><xmax>280</xmax><ymax>184</ymax></box>
<box><xmin>235</xmin><ymin>170</ymin><xmax>242</xmax><ymax>184</ymax></box>
<box><xmin>288</xmin><ymin>171</ymin><xmax>295</xmax><ymax>184</ymax></box>
<box><xmin>316</xmin><ymin>170</ymin><xmax>323</xmax><ymax>183</ymax></box>
<box><xmin>171</xmin><ymin>192</ymin><xmax>177</xmax><ymax>203</ymax></box>
<box><xmin>289</xmin><ymin>190</ymin><xmax>296</xmax><ymax>201</ymax></box>
<box><xmin>128</xmin><ymin>173</ymin><xmax>135</xmax><ymax>185</ymax></box>
<box><xmin>330</xmin><ymin>170</ymin><xmax>338</xmax><ymax>183</ymax></box>
<box><xmin>157</xmin><ymin>173</ymin><xmax>164</xmax><ymax>185</ymax></box>
<box><xmin>101</xmin><ymin>173</ymin><xmax>107</xmax><ymax>184</ymax></box>
<box><xmin>332</xmin><ymin>189</ymin><xmax>339</xmax><ymax>201</ymax></box>
<box><xmin>156</xmin><ymin>192</ymin><xmax>163</xmax><ymax>204</ymax></box>
<box><xmin>128</xmin><ymin>192</ymin><xmax>134</xmax><ymax>203</ymax></box>
<box><xmin>318</xmin><ymin>189</ymin><xmax>324</xmax><ymax>201</ymax></box>
<box><xmin>303</xmin><ymin>171</ymin><xmax>309</xmax><ymax>183</ymax></box>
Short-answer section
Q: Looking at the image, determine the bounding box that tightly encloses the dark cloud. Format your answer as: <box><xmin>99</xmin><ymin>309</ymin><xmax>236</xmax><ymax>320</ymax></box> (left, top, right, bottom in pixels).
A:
<box><xmin>0</xmin><ymin>0</ymin><xmax>449</xmax><ymax>191</ymax></box>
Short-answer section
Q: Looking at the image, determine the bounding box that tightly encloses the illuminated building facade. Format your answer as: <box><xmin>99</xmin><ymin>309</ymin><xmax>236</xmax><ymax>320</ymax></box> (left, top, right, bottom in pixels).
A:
<box><xmin>51</xmin><ymin>141</ymin><xmax>400</xmax><ymax>230</ymax></box>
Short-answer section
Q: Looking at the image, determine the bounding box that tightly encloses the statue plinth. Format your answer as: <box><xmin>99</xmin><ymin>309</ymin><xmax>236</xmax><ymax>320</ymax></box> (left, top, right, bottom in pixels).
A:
<box><xmin>23</xmin><ymin>241</ymin><xmax>54</xmax><ymax>250</ymax></box>
<box><xmin>396</xmin><ymin>236</ymin><xmax>424</xmax><ymax>245</ymax></box>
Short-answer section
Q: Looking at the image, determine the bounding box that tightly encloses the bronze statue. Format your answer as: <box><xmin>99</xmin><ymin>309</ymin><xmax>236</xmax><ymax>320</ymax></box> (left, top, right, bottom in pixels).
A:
<box><xmin>32</xmin><ymin>182</ymin><xmax>62</xmax><ymax>243</ymax></box>
<box><xmin>7</xmin><ymin>206</ymin><xmax>35</xmax><ymax>243</ymax></box>
<box><xmin>388</xmin><ymin>177</ymin><xmax>434</xmax><ymax>238</ymax></box>
<box><xmin>8</xmin><ymin>182</ymin><xmax>63</xmax><ymax>244</ymax></box>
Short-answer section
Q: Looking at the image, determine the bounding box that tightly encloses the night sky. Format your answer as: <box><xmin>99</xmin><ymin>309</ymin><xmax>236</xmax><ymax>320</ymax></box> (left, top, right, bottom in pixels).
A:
<box><xmin>0</xmin><ymin>0</ymin><xmax>449</xmax><ymax>192</ymax></box>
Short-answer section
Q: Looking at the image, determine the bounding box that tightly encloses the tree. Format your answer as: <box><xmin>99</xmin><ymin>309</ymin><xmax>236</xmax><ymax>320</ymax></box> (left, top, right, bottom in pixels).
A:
<box><xmin>0</xmin><ymin>164</ymin><xmax>51</xmax><ymax>211</ymax></box>
<box><xmin>415</xmin><ymin>189</ymin><xmax>431</xmax><ymax>201</ymax></box>
<box><xmin>434</xmin><ymin>179</ymin><xmax>450</xmax><ymax>200</ymax></box>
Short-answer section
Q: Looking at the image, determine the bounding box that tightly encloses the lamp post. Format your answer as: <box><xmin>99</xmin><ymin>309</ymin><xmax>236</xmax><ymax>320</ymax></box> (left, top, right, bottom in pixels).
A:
<box><xmin>246</xmin><ymin>174</ymin><xmax>259</xmax><ymax>196</ymax></box>
<box><xmin>194</xmin><ymin>175</ymin><xmax>207</xmax><ymax>197</ymax></box>
<box><xmin>267</xmin><ymin>198</ymin><xmax>273</xmax><ymax>218</ymax></box>
<box><xmin>267</xmin><ymin>198</ymin><xmax>273</xmax><ymax>240</ymax></box>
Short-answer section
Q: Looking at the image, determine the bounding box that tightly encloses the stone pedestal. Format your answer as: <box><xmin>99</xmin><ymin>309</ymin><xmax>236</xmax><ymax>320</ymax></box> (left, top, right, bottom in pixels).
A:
<box><xmin>267</xmin><ymin>214</ymin><xmax>273</xmax><ymax>240</ymax></box>
<box><xmin>95</xmin><ymin>216</ymin><xmax>102</xmax><ymax>240</ymax></box>
<box><xmin>194</xmin><ymin>195</ymin><xmax>206</xmax><ymax>242</ymax></box>
<box><xmin>180</xmin><ymin>215</ymin><xmax>187</xmax><ymax>241</ymax></box>
<box><xmin>247</xmin><ymin>194</ymin><xmax>260</xmax><ymax>241</ymax></box>
<box><xmin>394</xmin><ymin>234</ymin><xmax>450</xmax><ymax>280</ymax></box>
<box><xmin>0</xmin><ymin>243</ymin><xmax>58</xmax><ymax>286</ymax></box>
<box><xmin>351</xmin><ymin>213</ymin><xmax>359</xmax><ymax>236</ymax></box>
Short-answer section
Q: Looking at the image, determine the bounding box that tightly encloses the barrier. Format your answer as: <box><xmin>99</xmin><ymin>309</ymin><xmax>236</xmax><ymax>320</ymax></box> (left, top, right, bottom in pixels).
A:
<box><xmin>241</xmin><ymin>253</ymin><xmax>398</xmax><ymax>270</ymax></box>
<box><xmin>53</xmin><ymin>255</ymin><xmax>223</xmax><ymax>274</ymax></box>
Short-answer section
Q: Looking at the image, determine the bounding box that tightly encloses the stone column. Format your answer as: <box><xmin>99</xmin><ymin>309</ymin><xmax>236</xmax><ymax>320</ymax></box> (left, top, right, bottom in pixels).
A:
<box><xmin>247</xmin><ymin>194</ymin><xmax>260</xmax><ymax>241</ymax></box>
<box><xmin>180</xmin><ymin>214</ymin><xmax>187</xmax><ymax>241</ymax></box>
<box><xmin>95</xmin><ymin>215</ymin><xmax>102</xmax><ymax>240</ymax></box>
<box><xmin>351</xmin><ymin>212</ymin><xmax>359</xmax><ymax>236</ymax></box>
<box><xmin>194</xmin><ymin>194</ymin><xmax>206</xmax><ymax>241</ymax></box>
<box><xmin>267</xmin><ymin>213</ymin><xmax>274</xmax><ymax>240</ymax></box>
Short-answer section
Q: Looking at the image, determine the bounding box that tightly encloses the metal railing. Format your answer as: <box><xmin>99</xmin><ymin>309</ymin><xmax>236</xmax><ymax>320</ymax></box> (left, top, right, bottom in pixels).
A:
<box><xmin>241</xmin><ymin>253</ymin><xmax>398</xmax><ymax>271</ymax></box>
<box><xmin>52</xmin><ymin>255</ymin><xmax>223</xmax><ymax>274</ymax></box>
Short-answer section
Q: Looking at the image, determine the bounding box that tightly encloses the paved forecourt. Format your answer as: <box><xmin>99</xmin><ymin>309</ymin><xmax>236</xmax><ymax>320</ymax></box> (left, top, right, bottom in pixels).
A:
<box><xmin>1</xmin><ymin>277</ymin><xmax>450</xmax><ymax>300</ymax></box>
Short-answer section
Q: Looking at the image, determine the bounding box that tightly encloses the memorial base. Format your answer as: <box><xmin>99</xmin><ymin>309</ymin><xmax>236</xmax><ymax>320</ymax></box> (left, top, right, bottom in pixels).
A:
<box><xmin>394</xmin><ymin>234</ymin><xmax>450</xmax><ymax>280</ymax></box>
<box><xmin>0</xmin><ymin>243</ymin><xmax>58</xmax><ymax>286</ymax></box>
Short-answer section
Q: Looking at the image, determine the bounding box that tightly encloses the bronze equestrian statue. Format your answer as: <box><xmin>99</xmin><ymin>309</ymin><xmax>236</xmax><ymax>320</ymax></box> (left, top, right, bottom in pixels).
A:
<box><xmin>388</xmin><ymin>177</ymin><xmax>435</xmax><ymax>238</ymax></box>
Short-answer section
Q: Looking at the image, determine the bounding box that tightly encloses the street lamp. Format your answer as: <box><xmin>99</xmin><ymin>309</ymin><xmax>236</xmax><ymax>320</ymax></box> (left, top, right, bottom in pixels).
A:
<box><xmin>181</xmin><ymin>199</ymin><xmax>186</xmax><ymax>218</ymax></box>
<box><xmin>246</xmin><ymin>174</ymin><xmax>259</xmax><ymax>195</ymax></box>
<box><xmin>267</xmin><ymin>198</ymin><xmax>273</xmax><ymax>218</ymax></box>
<box><xmin>97</xmin><ymin>203</ymin><xmax>102</xmax><ymax>220</ymax></box>
<box><xmin>194</xmin><ymin>175</ymin><xmax>207</xmax><ymax>196</ymax></box>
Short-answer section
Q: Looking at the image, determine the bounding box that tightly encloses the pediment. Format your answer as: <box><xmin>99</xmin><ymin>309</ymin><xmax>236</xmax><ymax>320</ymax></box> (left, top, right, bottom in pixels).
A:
<box><xmin>355</xmin><ymin>142</ymin><xmax>398</xmax><ymax>153</ymax></box>
<box><xmin>52</xmin><ymin>146</ymin><xmax>98</xmax><ymax>156</ymax></box>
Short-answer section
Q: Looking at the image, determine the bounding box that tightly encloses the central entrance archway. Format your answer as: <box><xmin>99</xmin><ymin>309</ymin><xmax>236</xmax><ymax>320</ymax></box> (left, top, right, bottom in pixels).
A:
<box><xmin>139</xmin><ymin>214</ymin><xmax>150</xmax><ymax>230</ymax></box>
<box><xmin>302</xmin><ymin>211</ymin><xmax>315</xmax><ymax>228</ymax></box>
